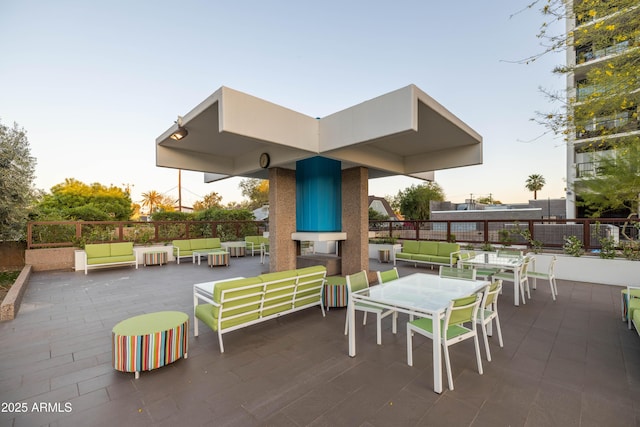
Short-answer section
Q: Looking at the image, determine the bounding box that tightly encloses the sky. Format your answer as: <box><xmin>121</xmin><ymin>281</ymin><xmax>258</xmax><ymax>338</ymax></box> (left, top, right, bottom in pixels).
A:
<box><xmin>0</xmin><ymin>0</ymin><xmax>567</xmax><ymax>208</ymax></box>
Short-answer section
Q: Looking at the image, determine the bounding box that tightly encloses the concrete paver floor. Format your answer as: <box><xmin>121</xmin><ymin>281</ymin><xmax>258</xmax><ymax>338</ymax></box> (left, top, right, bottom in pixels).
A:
<box><xmin>1</xmin><ymin>256</ymin><xmax>639</xmax><ymax>426</ymax></box>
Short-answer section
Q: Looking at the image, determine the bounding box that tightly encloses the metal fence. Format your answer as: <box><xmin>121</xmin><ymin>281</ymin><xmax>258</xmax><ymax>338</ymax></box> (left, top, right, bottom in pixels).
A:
<box><xmin>26</xmin><ymin>220</ymin><xmax>268</xmax><ymax>249</ymax></box>
<box><xmin>368</xmin><ymin>218</ymin><xmax>640</xmax><ymax>251</ymax></box>
<box><xmin>27</xmin><ymin>218</ymin><xmax>640</xmax><ymax>252</ymax></box>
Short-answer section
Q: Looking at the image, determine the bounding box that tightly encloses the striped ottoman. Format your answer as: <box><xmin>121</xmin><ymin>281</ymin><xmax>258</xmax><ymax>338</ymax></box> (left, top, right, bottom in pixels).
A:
<box><xmin>112</xmin><ymin>311</ymin><xmax>189</xmax><ymax>379</ymax></box>
<box><xmin>143</xmin><ymin>250</ymin><xmax>167</xmax><ymax>266</ymax></box>
<box><xmin>208</xmin><ymin>251</ymin><xmax>229</xmax><ymax>267</ymax></box>
<box><xmin>323</xmin><ymin>276</ymin><xmax>348</xmax><ymax>309</ymax></box>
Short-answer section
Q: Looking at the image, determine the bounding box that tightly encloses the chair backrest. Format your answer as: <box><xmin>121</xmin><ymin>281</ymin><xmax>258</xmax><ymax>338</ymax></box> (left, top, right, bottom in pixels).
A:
<box><xmin>517</xmin><ymin>255</ymin><xmax>532</xmax><ymax>277</ymax></box>
<box><xmin>346</xmin><ymin>270</ymin><xmax>369</xmax><ymax>293</ymax></box>
<box><xmin>497</xmin><ymin>249</ymin><xmax>523</xmax><ymax>258</ymax></box>
<box><xmin>447</xmin><ymin>293</ymin><xmax>481</xmax><ymax>326</ymax></box>
<box><xmin>376</xmin><ymin>268</ymin><xmax>399</xmax><ymax>284</ymax></box>
<box><xmin>439</xmin><ymin>266</ymin><xmax>477</xmax><ymax>280</ymax></box>
<box><xmin>483</xmin><ymin>280</ymin><xmax>502</xmax><ymax>308</ymax></box>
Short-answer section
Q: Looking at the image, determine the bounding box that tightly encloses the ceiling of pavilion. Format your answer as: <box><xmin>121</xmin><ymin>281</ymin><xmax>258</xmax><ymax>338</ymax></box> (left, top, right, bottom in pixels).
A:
<box><xmin>156</xmin><ymin>85</ymin><xmax>483</xmax><ymax>183</ymax></box>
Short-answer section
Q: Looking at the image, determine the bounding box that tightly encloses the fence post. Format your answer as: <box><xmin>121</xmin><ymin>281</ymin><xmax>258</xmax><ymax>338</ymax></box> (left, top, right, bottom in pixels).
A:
<box><xmin>583</xmin><ymin>219</ymin><xmax>591</xmax><ymax>250</ymax></box>
<box><xmin>483</xmin><ymin>221</ymin><xmax>489</xmax><ymax>246</ymax></box>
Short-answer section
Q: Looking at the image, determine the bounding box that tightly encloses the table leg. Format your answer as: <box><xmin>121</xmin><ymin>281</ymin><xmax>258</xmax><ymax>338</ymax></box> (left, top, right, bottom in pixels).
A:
<box><xmin>514</xmin><ymin>269</ymin><xmax>520</xmax><ymax>306</ymax></box>
<box><xmin>348</xmin><ymin>300</ymin><xmax>356</xmax><ymax>357</ymax></box>
<box><xmin>432</xmin><ymin>310</ymin><xmax>442</xmax><ymax>393</ymax></box>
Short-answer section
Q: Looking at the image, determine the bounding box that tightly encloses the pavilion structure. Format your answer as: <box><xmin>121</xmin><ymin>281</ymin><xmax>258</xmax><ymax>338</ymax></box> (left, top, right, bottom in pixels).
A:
<box><xmin>156</xmin><ymin>85</ymin><xmax>482</xmax><ymax>275</ymax></box>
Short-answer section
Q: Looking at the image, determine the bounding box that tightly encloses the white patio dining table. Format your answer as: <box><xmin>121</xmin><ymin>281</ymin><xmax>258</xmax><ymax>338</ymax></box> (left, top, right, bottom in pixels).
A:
<box><xmin>347</xmin><ymin>273</ymin><xmax>488</xmax><ymax>394</ymax></box>
<box><xmin>459</xmin><ymin>252</ymin><xmax>524</xmax><ymax>306</ymax></box>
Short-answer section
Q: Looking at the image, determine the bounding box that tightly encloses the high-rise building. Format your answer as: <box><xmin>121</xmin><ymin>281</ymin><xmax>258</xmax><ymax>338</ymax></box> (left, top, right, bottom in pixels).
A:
<box><xmin>565</xmin><ymin>0</ymin><xmax>640</xmax><ymax>218</ymax></box>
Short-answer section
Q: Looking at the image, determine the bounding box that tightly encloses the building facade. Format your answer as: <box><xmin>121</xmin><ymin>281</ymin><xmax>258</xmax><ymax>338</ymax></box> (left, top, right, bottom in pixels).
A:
<box><xmin>565</xmin><ymin>0</ymin><xmax>640</xmax><ymax>218</ymax></box>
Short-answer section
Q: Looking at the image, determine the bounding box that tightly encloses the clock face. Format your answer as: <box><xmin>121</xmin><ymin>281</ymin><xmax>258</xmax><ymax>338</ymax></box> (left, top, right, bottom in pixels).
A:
<box><xmin>260</xmin><ymin>153</ymin><xmax>270</xmax><ymax>168</ymax></box>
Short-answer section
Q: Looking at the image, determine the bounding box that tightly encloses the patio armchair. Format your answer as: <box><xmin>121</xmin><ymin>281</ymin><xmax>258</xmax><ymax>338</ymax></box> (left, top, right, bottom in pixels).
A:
<box><xmin>497</xmin><ymin>249</ymin><xmax>523</xmax><ymax>258</ymax></box>
<box><xmin>475</xmin><ymin>280</ymin><xmax>504</xmax><ymax>361</ymax></box>
<box><xmin>623</xmin><ymin>285</ymin><xmax>640</xmax><ymax>331</ymax></box>
<box><xmin>376</xmin><ymin>267</ymin><xmax>399</xmax><ymax>284</ymax></box>
<box><xmin>493</xmin><ymin>254</ymin><xmax>532</xmax><ymax>304</ymax></box>
<box><xmin>344</xmin><ymin>270</ymin><xmax>397</xmax><ymax>345</ymax></box>
<box><xmin>407</xmin><ymin>292</ymin><xmax>484</xmax><ymax>391</ymax></box>
<box><xmin>526</xmin><ymin>255</ymin><xmax>558</xmax><ymax>301</ymax></box>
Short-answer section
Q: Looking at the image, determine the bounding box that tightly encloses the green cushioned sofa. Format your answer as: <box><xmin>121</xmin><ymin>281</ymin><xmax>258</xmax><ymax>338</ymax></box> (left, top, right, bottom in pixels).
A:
<box><xmin>394</xmin><ymin>240</ymin><xmax>460</xmax><ymax>269</ymax></box>
<box><xmin>84</xmin><ymin>242</ymin><xmax>138</xmax><ymax>274</ymax></box>
<box><xmin>172</xmin><ymin>238</ymin><xmax>222</xmax><ymax>264</ymax></box>
<box><xmin>193</xmin><ymin>265</ymin><xmax>327</xmax><ymax>352</ymax></box>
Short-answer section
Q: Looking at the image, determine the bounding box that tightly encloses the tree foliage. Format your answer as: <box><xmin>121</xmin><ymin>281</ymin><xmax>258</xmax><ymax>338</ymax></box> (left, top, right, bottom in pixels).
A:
<box><xmin>393</xmin><ymin>182</ymin><xmax>445</xmax><ymax>220</ymax></box>
<box><xmin>0</xmin><ymin>121</ymin><xmax>37</xmax><ymax>241</ymax></box>
<box><xmin>141</xmin><ymin>190</ymin><xmax>163</xmax><ymax>215</ymax></box>
<box><xmin>239</xmin><ymin>179</ymin><xmax>269</xmax><ymax>210</ymax></box>
<box><xmin>527</xmin><ymin>0</ymin><xmax>640</xmax><ymax>214</ymax></box>
<box><xmin>193</xmin><ymin>192</ymin><xmax>223</xmax><ymax>211</ymax></box>
<box><xmin>577</xmin><ymin>137</ymin><xmax>640</xmax><ymax>216</ymax></box>
<box><xmin>525</xmin><ymin>174</ymin><xmax>546</xmax><ymax>200</ymax></box>
<box><xmin>36</xmin><ymin>178</ymin><xmax>133</xmax><ymax>221</ymax></box>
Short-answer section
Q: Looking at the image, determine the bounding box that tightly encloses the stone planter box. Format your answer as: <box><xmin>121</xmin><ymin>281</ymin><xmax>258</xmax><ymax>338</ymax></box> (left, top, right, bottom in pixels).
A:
<box><xmin>530</xmin><ymin>253</ymin><xmax>639</xmax><ymax>286</ymax></box>
<box><xmin>368</xmin><ymin>244</ymin><xmax>402</xmax><ymax>262</ymax></box>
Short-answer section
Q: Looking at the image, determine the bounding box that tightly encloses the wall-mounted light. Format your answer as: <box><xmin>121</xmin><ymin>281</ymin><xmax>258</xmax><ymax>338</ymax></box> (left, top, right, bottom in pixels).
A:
<box><xmin>170</xmin><ymin>116</ymin><xmax>188</xmax><ymax>140</ymax></box>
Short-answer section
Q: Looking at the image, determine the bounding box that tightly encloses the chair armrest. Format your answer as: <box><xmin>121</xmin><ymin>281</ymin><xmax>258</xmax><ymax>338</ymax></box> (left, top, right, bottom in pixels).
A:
<box><xmin>194</xmin><ymin>292</ymin><xmax>218</xmax><ymax>306</ymax></box>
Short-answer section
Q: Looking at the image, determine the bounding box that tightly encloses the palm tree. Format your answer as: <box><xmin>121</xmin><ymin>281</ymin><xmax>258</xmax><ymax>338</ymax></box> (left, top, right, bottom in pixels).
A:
<box><xmin>525</xmin><ymin>174</ymin><xmax>546</xmax><ymax>200</ymax></box>
<box><xmin>141</xmin><ymin>190</ymin><xmax>162</xmax><ymax>216</ymax></box>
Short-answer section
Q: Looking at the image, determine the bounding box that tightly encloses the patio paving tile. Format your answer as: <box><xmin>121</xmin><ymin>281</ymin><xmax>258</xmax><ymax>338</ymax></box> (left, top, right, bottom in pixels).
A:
<box><xmin>1</xmin><ymin>256</ymin><xmax>639</xmax><ymax>426</ymax></box>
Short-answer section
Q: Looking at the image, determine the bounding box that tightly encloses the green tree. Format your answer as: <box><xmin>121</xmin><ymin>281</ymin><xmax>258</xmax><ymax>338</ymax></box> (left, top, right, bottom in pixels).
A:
<box><xmin>239</xmin><ymin>179</ymin><xmax>269</xmax><ymax>210</ymax></box>
<box><xmin>476</xmin><ymin>196</ymin><xmax>502</xmax><ymax>205</ymax></box>
<box><xmin>37</xmin><ymin>179</ymin><xmax>133</xmax><ymax>221</ymax></box>
<box><xmin>0</xmin><ymin>121</ymin><xmax>37</xmax><ymax>241</ymax></box>
<box><xmin>368</xmin><ymin>207</ymin><xmax>388</xmax><ymax>221</ymax></box>
<box><xmin>525</xmin><ymin>174</ymin><xmax>546</xmax><ymax>200</ymax></box>
<box><xmin>393</xmin><ymin>182</ymin><xmax>445</xmax><ymax>220</ymax></box>
<box><xmin>141</xmin><ymin>190</ymin><xmax>163</xmax><ymax>215</ymax></box>
<box><xmin>577</xmin><ymin>138</ymin><xmax>640</xmax><ymax>216</ymax></box>
<box><xmin>193</xmin><ymin>192</ymin><xmax>223</xmax><ymax>211</ymax></box>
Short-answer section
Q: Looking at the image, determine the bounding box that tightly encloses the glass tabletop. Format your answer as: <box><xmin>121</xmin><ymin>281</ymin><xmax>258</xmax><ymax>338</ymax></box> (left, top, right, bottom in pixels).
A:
<box><xmin>352</xmin><ymin>273</ymin><xmax>488</xmax><ymax>314</ymax></box>
<box><xmin>462</xmin><ymin>253</ymin><xmax>522</xmax><ymax>268</ymax></box>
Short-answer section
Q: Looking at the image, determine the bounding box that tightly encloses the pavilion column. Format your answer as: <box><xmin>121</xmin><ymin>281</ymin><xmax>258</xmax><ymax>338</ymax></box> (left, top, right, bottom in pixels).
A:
<box><xmin>341</xmin><ymin>166</ymin><xmax>369</xmax><ymax>276</ymax></box>
<box><xmin>268</xmin><ymin>167</ymin><xmax>297</xmax><ymax>272</ymax></box>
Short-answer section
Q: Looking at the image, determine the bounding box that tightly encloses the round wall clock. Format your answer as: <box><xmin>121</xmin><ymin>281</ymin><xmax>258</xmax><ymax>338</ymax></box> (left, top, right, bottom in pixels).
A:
<box><xmin>260</xmin><ymin>153</ymin><xmax>270</xmax><ymax>168</ymax></box>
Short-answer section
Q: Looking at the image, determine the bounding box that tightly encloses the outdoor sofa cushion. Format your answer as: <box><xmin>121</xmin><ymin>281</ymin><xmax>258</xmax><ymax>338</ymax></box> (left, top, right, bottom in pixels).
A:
<box><xmin>395</xmin><ymin>241</ymin><xmax>460</xmax><ymax>267</ymax></box>
<box><xmin>85</xmin><ymin>242</ymin><xmax>135</xmax><ymax>265</ymax></box>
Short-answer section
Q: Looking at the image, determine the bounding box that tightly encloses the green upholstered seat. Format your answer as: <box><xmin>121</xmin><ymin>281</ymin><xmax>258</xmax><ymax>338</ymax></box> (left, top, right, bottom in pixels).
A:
<box><xmin>407</xmin><ymin>292</ymin><xmax>483</xmax><ymax>391</ymax></box>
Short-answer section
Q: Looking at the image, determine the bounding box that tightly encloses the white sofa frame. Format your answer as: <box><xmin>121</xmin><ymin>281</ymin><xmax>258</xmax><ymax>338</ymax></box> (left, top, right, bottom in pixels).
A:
<box><xmin>193</xmin><ymin>269</ymin><xmax>327</xmax><ymax>352</ymax></box>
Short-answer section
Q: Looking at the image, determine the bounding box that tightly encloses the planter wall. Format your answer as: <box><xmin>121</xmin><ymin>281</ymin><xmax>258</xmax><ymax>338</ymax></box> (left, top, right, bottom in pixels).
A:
<box><xmin>532</xmin><ymin>253</ymin><xmax>639</xmax><ymax>286</ymax></box>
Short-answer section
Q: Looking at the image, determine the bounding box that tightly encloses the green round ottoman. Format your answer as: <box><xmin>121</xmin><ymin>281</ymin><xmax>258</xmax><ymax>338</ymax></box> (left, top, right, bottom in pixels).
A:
<box><xmin>112</xmin><ymin>311</ymin><xmax>189</xmax><ymax>379</ymax></box>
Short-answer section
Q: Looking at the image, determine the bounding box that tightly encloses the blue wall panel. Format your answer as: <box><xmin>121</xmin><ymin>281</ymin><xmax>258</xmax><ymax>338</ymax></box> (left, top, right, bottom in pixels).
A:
<box><xmin>296</xmin><ymin>157</ymin><xmax>342</xmax><ymax>232</ymax></box>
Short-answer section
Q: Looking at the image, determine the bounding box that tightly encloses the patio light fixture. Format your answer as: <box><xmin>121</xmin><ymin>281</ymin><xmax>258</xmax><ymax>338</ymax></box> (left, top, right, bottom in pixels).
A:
<box><xmin>170</xmin><ymin>116</ymin><xmax>188</xmax><ymax>140</ymax></box>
